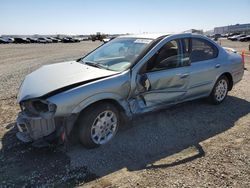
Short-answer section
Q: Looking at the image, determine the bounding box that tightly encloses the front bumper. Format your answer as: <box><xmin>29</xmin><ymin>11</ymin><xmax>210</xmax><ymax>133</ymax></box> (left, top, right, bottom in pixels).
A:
<box><xmin>16</xmin><ymin>112</ymin><xmax>56</xmax><ymax>143</ymax></box>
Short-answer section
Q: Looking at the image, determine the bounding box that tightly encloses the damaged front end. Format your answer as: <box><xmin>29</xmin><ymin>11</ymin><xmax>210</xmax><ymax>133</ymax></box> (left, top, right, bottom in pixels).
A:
<box><xmin>16</xmin><ymin>99</ymin><xmax>68</xmax><ymax>147</ymax></box>
<box><xmin>15</xmin><ymin>59</ymin><xmax>129</xmax><ymax>147</ymax></box>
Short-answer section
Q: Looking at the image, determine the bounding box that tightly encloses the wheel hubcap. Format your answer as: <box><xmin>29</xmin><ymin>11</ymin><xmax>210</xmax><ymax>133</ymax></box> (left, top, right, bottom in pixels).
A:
<box><xmin>215</xmin><ymin>79</ymin><xmax>228</xmax><ymax>102</ymax></box>
<box><xmin>91</xmin><ymin>110</ymin><xmax>118</xmax><ymax>145</ymax></box>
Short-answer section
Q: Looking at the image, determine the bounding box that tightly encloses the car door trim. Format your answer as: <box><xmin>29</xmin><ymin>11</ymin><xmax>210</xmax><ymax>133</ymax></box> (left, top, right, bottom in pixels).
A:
<box><xmin>189</xmin><ymin>81</ymin><xmax>213</xmax><ymax>89</ymax></box>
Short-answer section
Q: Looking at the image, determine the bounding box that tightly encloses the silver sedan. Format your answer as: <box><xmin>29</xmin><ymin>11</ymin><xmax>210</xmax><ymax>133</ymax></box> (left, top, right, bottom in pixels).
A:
<box><xmin>16</xmin><ymin>33</ymin><xmax>244</xmax><ymax>148</ymax></box>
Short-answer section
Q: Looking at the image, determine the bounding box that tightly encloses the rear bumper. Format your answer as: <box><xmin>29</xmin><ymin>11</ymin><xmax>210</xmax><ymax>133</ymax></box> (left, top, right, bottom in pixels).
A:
<box><xmin>233</xmin><ymin>68</ymin><xmax>244</xmax><ymax>86</ymax></box>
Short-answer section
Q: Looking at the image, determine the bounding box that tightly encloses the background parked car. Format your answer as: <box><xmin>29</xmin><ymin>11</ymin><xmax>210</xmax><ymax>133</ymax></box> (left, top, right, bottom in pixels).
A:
<box><xmin>236</xmin><ymin>34</ymin><xmax>247</xmax><ymax>41</ymax></box>
<box><xmin>221</xmin><ymin>33</ymin><xmax>229</xmax><ymax>38</ymax></box>
<box><xmin>45</xmin><ymin>38</ymin><xmax>53</xmax><ymax>43</ymax></box>
<box><xmin>14</xmin><ymin>38</ymin><xmax>30</xmax><ymax>43</ymax></box>
<box><xmin>0</xmin><ymin>38</ymin><xmax>9</xmax><ymax>44</ymax></box>
<box><xmin>239</xmin><ymin>35</ymin><xmax>250</xmax><ymax>42</ymax></box>
<box><xmin>2</xmin><ymin>37</ymin><xmax>14</xmax><ymax>43</ymax></box>
<box><xmin>229</xmin><ymin>34</ymin><xmax>246</xmax><ymax>41</ymax></box>
<box><xmin>61</xmin><ymin>37</ymin><xmax>71</xmax><ymax>43</ymax></box>
<box><xmin>102</xmin><ymin>38</ymin><xmax>111</xmax><ymax>43</ymax></box>
<box><xmin>227</xmin><ymin>33</ymin><xmax>239</xmax><ymax>40</ymax></box>
<box><xmin>37</xmin><ymin>37</ymin><xmax>52</xmax><ymax>43</ymax></box>
<box><xmin>80</xmin><ymin>37</ymin><xmax>89</xmax><ymax>41</ymax></box>
<box><xmin>227</xmin><ymin>33</ymin><xmax>240</xmax><ymax>38</ymax></box>
<box><xmin>54</xmin><ymin>37</ymin><xmax>63</xmax><ymax>41</ymax></box>
<box><xmin>102</xmin><ymin>36</ymin><xmax>116</xmax><ymax>43</ymax></box>
<box><xmin>46</xmin><ymin>37</ymin><xmax>61</xmax><ymax>43</ymax></box>
<box><xmin>27</xmin><ymin>37</ymin><xmax>38</xmax><ymax>43</ymax></box>
<box><xmin>62</xmin><ymin>37</ymin><xmax>80</xmax><ymax>43</ymax></box>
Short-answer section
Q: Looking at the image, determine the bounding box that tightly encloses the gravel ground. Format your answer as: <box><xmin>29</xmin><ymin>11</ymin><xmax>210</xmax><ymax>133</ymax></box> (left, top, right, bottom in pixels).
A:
<box><xmin>0</xmin><ymin>39</ymin><xmax>250</xmax><ymax>187</ymax></box>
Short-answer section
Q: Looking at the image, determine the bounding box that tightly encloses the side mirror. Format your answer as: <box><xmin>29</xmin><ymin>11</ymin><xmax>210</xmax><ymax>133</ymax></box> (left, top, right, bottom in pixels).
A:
<box><xmin>136</xmin><ymin>74</ymin><xmax>151</xmax><ymax>92</ymax></box>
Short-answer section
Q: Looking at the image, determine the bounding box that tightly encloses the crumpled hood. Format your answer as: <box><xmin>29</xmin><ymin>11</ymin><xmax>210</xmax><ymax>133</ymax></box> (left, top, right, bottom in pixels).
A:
<box><xmin>18</xmin><ymin>61</ymin><xmax>117</xmax><ymax>102</ymax></box>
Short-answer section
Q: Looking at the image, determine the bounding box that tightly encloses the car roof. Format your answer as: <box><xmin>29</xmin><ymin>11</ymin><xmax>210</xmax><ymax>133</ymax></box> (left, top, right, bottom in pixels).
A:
<box><xmin>115</xmin><ymin>33</ymin><xmax>220</xmax><ymax>49</ymax></box>
<box><xmin>116</xmin><ymin>33</ymin><xmax>206</xmax><ymax>40</ymax></box>
<box><xmin>117</xmin><ymin>33</ymin><xmax>172</xmax><ymax>39</ymax></box>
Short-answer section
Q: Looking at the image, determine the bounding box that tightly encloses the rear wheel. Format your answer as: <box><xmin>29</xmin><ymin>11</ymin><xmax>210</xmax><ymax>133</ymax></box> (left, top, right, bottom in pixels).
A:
<box><xmin>77</xmin><ymin>102</ymin><xmax>120</xmax><ymax>148</ymax></box>
<box><xmin>209</xmin><ymin>76</ymin><xmax>229</xmax><ymax>104</ymax></box>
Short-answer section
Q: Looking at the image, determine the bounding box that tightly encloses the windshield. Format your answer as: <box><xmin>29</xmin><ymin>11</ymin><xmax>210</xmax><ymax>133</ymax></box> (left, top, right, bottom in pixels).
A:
<box><xmin>81</xmin><ymin>38</ymin><xmax>153</xmax><ymax>71</ymax></box>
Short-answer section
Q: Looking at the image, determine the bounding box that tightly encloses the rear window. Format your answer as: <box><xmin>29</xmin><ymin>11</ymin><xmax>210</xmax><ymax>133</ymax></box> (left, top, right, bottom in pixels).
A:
<box><xmin>191</xmin><ymin>38</ymin><xmax>218</xmax><ymax>62</ymax></box>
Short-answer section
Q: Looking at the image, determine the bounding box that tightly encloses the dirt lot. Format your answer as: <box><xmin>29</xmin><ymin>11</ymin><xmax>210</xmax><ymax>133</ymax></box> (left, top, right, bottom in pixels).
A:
<box><xmin>0</xmin><ymin>39</ymin><xmax>250</xmax><ymax>187</ymax></box>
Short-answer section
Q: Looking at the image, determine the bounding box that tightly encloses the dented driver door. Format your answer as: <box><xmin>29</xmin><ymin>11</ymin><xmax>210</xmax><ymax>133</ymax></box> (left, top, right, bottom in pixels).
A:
<box><xmin>129</xmin><ymin>37</ymin><xmax>192</xmax><ymax>113</ymax></box>
<box><xmin>135</xmin><ymin>66</ymin><xmax>190</xmax><ymax>111</ymax></box>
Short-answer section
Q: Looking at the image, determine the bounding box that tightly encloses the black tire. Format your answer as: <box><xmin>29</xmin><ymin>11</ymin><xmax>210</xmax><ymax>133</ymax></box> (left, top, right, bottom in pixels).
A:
<box><xmin>77</xmin><ymin>102</ymin><xmax>120</xmax><ymax>149</ymax></box>
<box><xmin>208</xmin><ymin>75</ymin><xmax>229</xmax><ymax>105</ymax></box>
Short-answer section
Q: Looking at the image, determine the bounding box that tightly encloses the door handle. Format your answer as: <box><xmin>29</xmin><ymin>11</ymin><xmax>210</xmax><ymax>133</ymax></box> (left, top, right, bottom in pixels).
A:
<box><xmin>215</xmin><ymin>64</ymin><xmax>221</xmax><ymax>68</ymax></box>
<box><xmin>180</xmin><ymin>73</ymin><xmax>189</xmax><ymax>78</ymax></box>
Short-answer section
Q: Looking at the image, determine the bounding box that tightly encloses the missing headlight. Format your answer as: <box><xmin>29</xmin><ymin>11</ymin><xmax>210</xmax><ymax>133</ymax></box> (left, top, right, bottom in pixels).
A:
<box><xmin>33</xmin><ymin>100</ymin><xmax>49</xmax><ymax>112</ymax></box>
<box><xmin>20</xmin><ymin>99</ymin><xmax>56</xmax><ymax>116</ymax></box>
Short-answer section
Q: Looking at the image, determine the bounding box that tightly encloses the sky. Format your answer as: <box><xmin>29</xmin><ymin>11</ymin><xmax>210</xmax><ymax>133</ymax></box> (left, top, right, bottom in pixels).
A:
<box><xmin>1</xmin><ymin>0</ymin><xmax>250</xmax><ymax>35</ymax></box>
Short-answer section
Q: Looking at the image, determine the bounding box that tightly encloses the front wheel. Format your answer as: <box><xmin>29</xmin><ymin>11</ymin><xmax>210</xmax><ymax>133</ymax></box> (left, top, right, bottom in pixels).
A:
<box><xmin>208</xmin><ymin>76</ymin><xmax>229</xmax><ymax>104</ymax></box>
<box><xmin>77</xmin><ymin>102</ymin><xmax>120</xmax><ymax>148</ymax></box>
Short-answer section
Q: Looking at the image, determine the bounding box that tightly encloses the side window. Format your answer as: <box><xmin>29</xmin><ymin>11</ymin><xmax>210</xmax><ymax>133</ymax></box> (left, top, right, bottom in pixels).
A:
<box><xmin>191</xmin><ymin>38</ymin><xmax>218</xmax><ymax>62</ymax></box>
<box><xmin>146</xmin><ymin>40</ymin><xmax>188</xmax><ymax>72</ymax></box>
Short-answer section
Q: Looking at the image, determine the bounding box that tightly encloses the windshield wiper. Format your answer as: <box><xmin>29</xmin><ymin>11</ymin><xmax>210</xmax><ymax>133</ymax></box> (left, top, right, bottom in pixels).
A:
<box><xmin>83</xmin><ymin>60</ymin><xmax>115</xmax><ymax>71</ymax></box>
<box><xmin>83</xmin><ymin>61</ymin><xmax>107</xmax><ymax>70</ymax></box>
